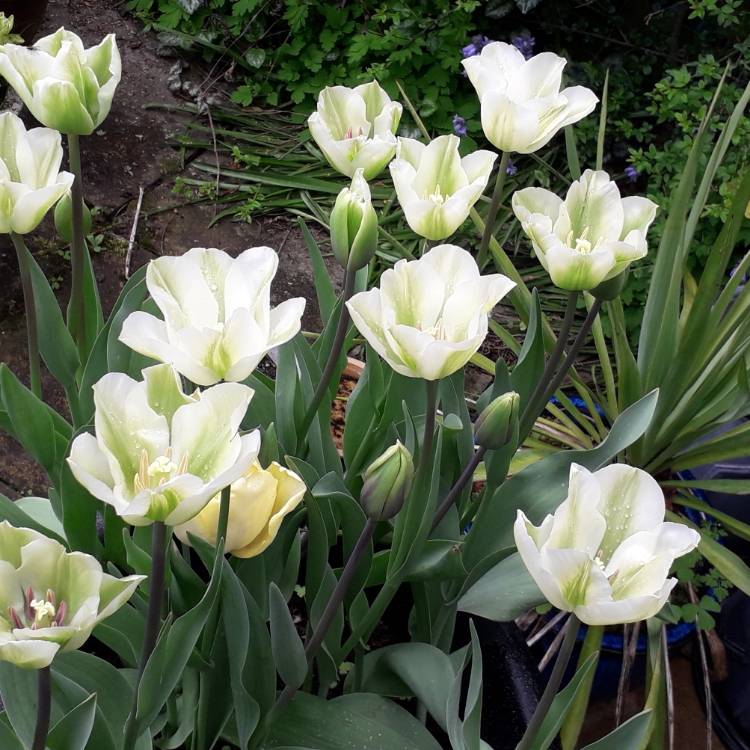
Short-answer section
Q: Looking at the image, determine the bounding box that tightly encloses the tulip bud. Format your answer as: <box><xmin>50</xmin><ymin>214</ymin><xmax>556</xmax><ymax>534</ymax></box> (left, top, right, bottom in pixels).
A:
<box><xmin>474</xmin><ymin>391</ymin><xmax>520</xmax><ymax>449</ymax></box>
<box><xmin>329</xmin><ymin>168</ymin><xmax>378</xmax><ymax>271</ymax></box>
<box><xmin>54</xmin><ymin>193</ymin><xmax>92</xmax><ymax>243</ymax></box>
<box><xmin>360</xmin><ymin>441</ymin><xmax>414</xmax><ymax>521</ymax></box>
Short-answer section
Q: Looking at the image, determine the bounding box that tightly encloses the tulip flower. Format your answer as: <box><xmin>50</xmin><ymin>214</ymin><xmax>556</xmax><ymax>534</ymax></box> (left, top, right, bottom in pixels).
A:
<box><xmin>462</xmin><ymin>42</ymin><xmax>597</xmax><ymax>154</ymax></box>
<box><xmin>308</xmin><ymin>81</ymin><xmax>402</xmax><ymax>179</ymax></box>
<box><xmin>119</xmin><ymin>246</ymin><xmax>306</xmax><ymax>386</ymax></box>
<box><xmin>0</xmin><ymin>522</ymin><xmax>143</xmax><ymax>669</ymax></box>
<box><xmin>329</xmin><ymin>168</ymin><xmax>378</xmax><ymax>271</ymax></box>
<box><xmin>474</xmin><ymin>391</ymin><xmax>520</xmax><ymax>449</ymax></box>
<box><xmin>512</xmin><ymin>170</ymin><xmax>658</xmax><ymax>290</ymax></box>
<box><xmin>346</xmin><ymin>244</ymin><xmax>514</xmax><ymax>380</ymax></box>
<box><xmin>174</xmin><ymin>460</ymin><xmax>306</xmax><ymax>558</ymax></box>
<box><xmin>514</xmin><ymin>463</ymin><xmax>700</xmax><ymax>626</ymax></box>
<box><xmin>0</xmin><ymin>28</ymin><xmax>121</xmax><ymax>135</ymax></box>
<box><xmin>0</xmin><ymin>112</ymin><xmax>73</xmax><ymax>235</ymax></box>
<box><xmin>68</xmin><ymin>364</ymin><xmax>260</xmax><ymax>527</ymax></box>
<box><xmin>390</xmin><ymin>135</ymin><xmax>496</xmax><ymax>240</ymax></box>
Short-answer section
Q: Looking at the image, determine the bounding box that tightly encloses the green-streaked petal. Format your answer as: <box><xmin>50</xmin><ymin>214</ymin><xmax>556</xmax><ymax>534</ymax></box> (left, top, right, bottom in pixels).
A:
<box><xmin>142</xmin><ymin>363</ymin><xmax>193</xmax><ymax>427</ymax></box>
<box><xmin>93</xmin><ymin>372</ymin><xmax>170</xmax><ymax>491</ymax></box>
<box><xmin>10</xmin><ymin>179</ymin><xmax>72</xmax><ymax>234</ymax></box>
<box><xmin>544</xmin><ymin>241</ymin><xmax>615</xmax><ymax>291</ymax></box>
<box><xmin>67</xmin><ymin>432</ymin><xmax>117</xmax><ymax>508</ymax></box>
<box><xmin>594</xmin><ymin>464</ymin><xmax>666</xmax><ymax>560</ymax></box>
<box><xmin>96</xmin><ymin>573</ymin><xmax>144</xmax><ymax>621</ymax></box>
<box><xmin>171</xmin><ymin>382</ymin><xmax>253</xmax><ymax>480</ymax></box>
<box><xmin>411</xmin><ymin>134</ymin><xmax>468</xmax><ymax>197</ymax></box>
<box><xmin>30</xmin><ymin>78</ymin><xmax>95</xmax><ymax>134</ymax></box>
<box><xmin>564</xmin><ymin>170</ymin><xmax>624</xmax><ymax>241</ymax></box>
<box><xmin>575</xmin><ymin>579</ymin><xmax>676</xmax><ymax>626</ymax></box>
<box><xmin>0</xmin><ymin>111</ymin><xmax>24</xmax><ymax>179</ymax></box>
<box><xmin>621</xmin><ymin>196</ymin><xmax>658</xmax><ymax>238</ymax></box>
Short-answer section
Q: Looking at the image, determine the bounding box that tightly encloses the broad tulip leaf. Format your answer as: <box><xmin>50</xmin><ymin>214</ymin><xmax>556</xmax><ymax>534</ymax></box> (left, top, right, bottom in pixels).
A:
<box><xmin>512</xmin><ymin>289</ymin><xmax>545</xmax><ymax>409</ymax></box>
<box><xmin>358</xmin><ymin>643</ymin><xmax>456</xmax><ymax>731</ymax></box>
<box><xmin>133</xmin><ymin>547</ymin><xmax>223</xmax><ymax>736</ymax></box>
<box><xmin>580</xmin><ymin>710</ymin><xmax>654</xmax><ymax>749</ymax></box>
<box><xmin>0</xmin><ymin>364</ymin><xmax>70</xmax><ymax>480</ymax></box>
<box><xmin>0</xmin><ymin>663</ymin><xmax>36</xmax><ymax>746</ymax></box>
<box><xmin>267</xmin><ymin>692</ymin><xmax>442</xmax><ymax>749</ymax></box>
<box><xmin>269</xmin><ymin>582</ymin><xmax>308</xmax><ymax>689</ymax></box>
<box><xmin>0</xmin><ymin>715</ymin><xmax>23</xmax><ymax>750</ymax></box>
<box><xmin>300</xmin><ymin>217</ymin><xmax>336</xmax><ymax>323</ymax></box>
<box><xmin>46</xmin><ymin>693</ymin><xmax>97</xmax><ymax>750</ymax></box>
<box><xmin>19</xmin><ymin>238</ymin><xmax>80</xmax><ymax>388</ymax></box>
<box><xmin>59</xmin><ymin>443</ymin><xmax>101</xmax><ymax>556</ymax></box>
<box><xmin>464</xmin><ymin>389</ymin><xmax>658</xmax><ymax>569</ymax></box>
<box><xmin>222</xmin><ymin>563</ymin><xmax>261</xmax><ymax>747</ymax></box>
<box><xmin>67</xmin><ymin>241</ymin><xmax>104</xmax><ymax>363</ymax></box>
<box><xmin>458</xmin><ymin>551</ymin><xmax>543</xmax><ymax>621</ymax></box>
<box><xmin>0</xmin><ymin>494</ymin><xmax>66</xmax><ymax>544</ymax></box>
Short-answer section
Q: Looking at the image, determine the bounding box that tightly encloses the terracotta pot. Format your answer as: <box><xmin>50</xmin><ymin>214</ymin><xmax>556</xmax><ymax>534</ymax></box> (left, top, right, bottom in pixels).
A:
<box><xmin>1</xmin><ymin>0</ymin><xmax>48</xmax><ymax>43</ymax></box>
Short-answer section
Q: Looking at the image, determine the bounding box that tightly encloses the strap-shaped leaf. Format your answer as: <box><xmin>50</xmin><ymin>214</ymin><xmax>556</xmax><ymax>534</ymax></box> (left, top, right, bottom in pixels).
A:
<box><xmin>269</xmin><ymin>582</ymin><xmax>307</xmax><ymax>690</ymax></box>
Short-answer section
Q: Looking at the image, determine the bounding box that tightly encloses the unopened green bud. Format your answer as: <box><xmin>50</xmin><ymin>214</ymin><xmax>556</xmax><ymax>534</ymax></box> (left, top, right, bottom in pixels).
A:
<box><xmin>54</xmin><ymin>193</ymin><xmax>92</xmax><ymax>243</ymax></box>
<box><xmin>329</xmin><ymin>168</ymin><xmax>378</xmax><ymax>271</ymax></box>
<box><xmin>591</xmin><ymin>268</ymin><xmax>629</xmax><ymax>301</ymax></box>
<box><xmin>360</xmin><ymin>441</ymin><xmax>414</xmax><ymax>521</ymax></box>
<box><xmin>474</xmin><ymin>391</ymin><xmax>520</xmax><ymax>449</ymax></box>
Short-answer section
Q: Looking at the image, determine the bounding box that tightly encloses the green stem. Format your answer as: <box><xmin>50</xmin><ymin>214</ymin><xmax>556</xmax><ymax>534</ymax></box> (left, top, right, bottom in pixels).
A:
<box><xmin>298</xmin><ymin>266</ymin><xmax>357</xmax><ymax>439</ymax></box>
<box><xmin>122</xmin><ymin>522</ymin><xmax>169</xmax><ymax>748</ymax></box>
<box><xmin>521</xmin><ymin>291</ymin><xmax>578</xmax><ymax>428</ymax></box>
<box><xmin>432</xmin><ymin>445</ymin><xmax>486</xmax><ymax>531</ymax></box>
<box><xmin>10</xmin><ymin>233</ymin><xmax>41</xmax><ymax>398</ymax></box>
<box><xmin>31</xmin><ymin>666</ymin><xmax>51</xmax><ymax>750</ymax></box>
<box><xmin>477</xmin><ymin>152</ymin><xmax>510</xmax><ymax>267</ymax></box>
<box><xmin>193</xmin><ymin>486</ymin><xmax>231</xmax><ymax>750</ymax></box>
<box><xmin>516</xmin><ymin>614</ymin><xmax>581</xmax><ymax>750</ymax></box>
<box><xmin>520</xmin><ymin>297</ymin><xmax>602</xmax><ymax>438</ymax></box>
<box><xmin>254</xmin><ymin>518</ymin><xmax>377</xmax><ymax>747</ymax></box>
<box><xmin>67</xmin><ymin>133</ymin><xmax>87</xmax><ymax>353</ymax></box>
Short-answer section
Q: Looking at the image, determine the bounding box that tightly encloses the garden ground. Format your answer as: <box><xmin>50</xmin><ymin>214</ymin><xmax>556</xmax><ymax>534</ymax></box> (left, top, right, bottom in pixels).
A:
<box><xmin>0</xmin><ymin>1</ymin><xmax>728</xmax><ymax>747</ymax></box>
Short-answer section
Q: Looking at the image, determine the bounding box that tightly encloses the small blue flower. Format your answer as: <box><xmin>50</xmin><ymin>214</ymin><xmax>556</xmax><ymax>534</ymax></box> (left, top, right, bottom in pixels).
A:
<box><xmin>452</xmin><ymin>115</ymin><xmax>468</xmax><ymax>137</ymax></box>
<box><xmin>511</xmin><ymin>33</ymin><xmax>535</xmax><ymax>60</ymax></box>
<box><xmin>624</xmin><ymin>166</ymin><xmax>638</xmax><ymax>183</ymax></box>
<box><xmin>506</xmin><ymin>159</ymin><xmax>518</xmax><ymax>176</ymax></box>
<box><xmin>462</xmin><ymin>34</ymin><xmax>493</xmax><ymax>59</ymax></box>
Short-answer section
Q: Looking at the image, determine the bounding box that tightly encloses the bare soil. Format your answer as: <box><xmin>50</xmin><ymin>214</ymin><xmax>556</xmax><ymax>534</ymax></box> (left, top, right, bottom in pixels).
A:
<box><xmin>0</xmin><ymin>0</ymin><xmax>341</xmax><ymax>497</ymax></box>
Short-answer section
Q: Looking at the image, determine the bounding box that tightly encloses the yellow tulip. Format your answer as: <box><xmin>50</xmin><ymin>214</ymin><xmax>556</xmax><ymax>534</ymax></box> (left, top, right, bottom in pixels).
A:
<box><xmin>175</xmin><ymin>462</ymin><xmax>306</xmax><ymax>558</ymax></box>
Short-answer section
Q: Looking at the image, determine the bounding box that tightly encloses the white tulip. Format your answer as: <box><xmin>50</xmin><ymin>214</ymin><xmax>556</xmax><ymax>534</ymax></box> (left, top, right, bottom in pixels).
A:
<box><xmin>346</xmin><ymin>244</ymin><xmax>514</xmax><ymax>380</ymax></box>
<box><xmin>308</xmin><ymin>81</ymin><xmax>402</xmax><ymax>179</ymax></box>
<box><xmin>0</xmin><ymin>522</ymin><xmax>143</xmax><ymax>669</ymax></box>
<box><xmin>0</xmin><ymin>28</ymin><xmax>121</xmax><ymax>135</ymax></box>
<box><xmin>512</xmin><ymin>169</ymin><xmax>658</xmax><ymax>290</ymax></box>
<box><xmin>68</xmin><ymin>364</ymin><xmax>260</xmax><ymax>527</ymax></box>
<box><xmin>0</xmin><ymin>112</ymin><xmax>73</xmax><ymax>235</ymax></box>
<box><xmin>390</xmin><ymin>135</ymin><xmax>496</xmax><ymax>240</ymax></box>
<box><xmin>514</xmin><ymin>463</ymin><xmax>700</xmax><ymax>626</ymax></box>
<box><xmin>462</xmin><ymin>42</ymin><xmax>597</xmax><ymax>154</ymax></box>
<box><xmin>119</xmin><ymin>246</ymin><xmax>306</xmax><ymax>386</ymax></box>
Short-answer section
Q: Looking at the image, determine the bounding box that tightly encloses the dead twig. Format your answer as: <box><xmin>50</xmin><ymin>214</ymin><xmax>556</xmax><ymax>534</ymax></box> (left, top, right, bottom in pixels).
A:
<box><xmin>125</xmin><ymin>186</ymin><xmax>145</xmax><ymax>279</ymax></box>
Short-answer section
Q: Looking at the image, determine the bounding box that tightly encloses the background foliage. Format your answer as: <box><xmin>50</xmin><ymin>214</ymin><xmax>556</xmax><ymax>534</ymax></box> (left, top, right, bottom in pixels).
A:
<box><xmin>127</xmin><ymin>0</ymin><xmax>750</xmax><ymax>333</ymax></box>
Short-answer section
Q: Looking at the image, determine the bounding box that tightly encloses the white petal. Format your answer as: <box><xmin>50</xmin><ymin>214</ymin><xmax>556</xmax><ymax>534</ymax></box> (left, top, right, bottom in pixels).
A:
<box><xmin>67</xmin><ymin>432</ymin><xmax>116</xmax><ymax>507</ymax></box>
<box><xmin>544</xmin><ymin>241</ymin><xmax>616</xmax><ymax>291</ymax></box>
<box><xmin>575</xmin><ymin>578</ymin><xmax>676</xmax><ymax>626</ymax></box>
<box><xmin>0</xmin><ymin>639</ymin><xmax>59</xmax><ymax>668</ymax></box>
<box><xmin>594</xmin><ymin>464</ymin><xmax>666</xmax><ymax>560</ymax></box>
<box><xmin>621</xmin><ymin>196</ymin><xmax>658</xmax><ymax>238</ymax></box>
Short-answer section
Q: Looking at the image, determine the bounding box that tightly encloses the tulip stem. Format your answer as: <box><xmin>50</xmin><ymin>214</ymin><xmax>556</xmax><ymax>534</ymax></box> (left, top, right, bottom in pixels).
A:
<box><xmin>520</xmin><ymin>296</ymin><xmax>601</xmax><ymax>438</ymax></box>
<box><xmin>67</xmin><ymin>133</ymin><xmax>87</xmax><ymax>355</ymax></box>
<box><xmin>122</xmin><ymin>521</ymin><xmax>169</xmax><ymax>748</ymax></box>
<box><xmin>477</xmin><ymin>151</ymin><xmax>510</xmax><ymax>267</ymax></box>
<box><xmin>298</xmin><ymin>265</ymin><xmax>357</xmax><ymax>441</ymax></box>
<box><xmin>191</xmin><ymin>485</ymin><xmax>231</xmax><ymax>750</ymax></box>
<box><xmin>10</xmin><ymin>233</ymin><xmax>42</xmax><ymax>398</ymax></box>
<box><xmin>516</xmin><ymin>613</ymin><xmax>581</xmax><ymax>750</ymax></box>
<box><xmin>31</xmin><ymin>666</ymin><xmax>51</xmax><ymax>750</ymax></box>
<box><xmin>254</xmin><ymin>517</ymin><xmax>377</xmax><ymax>746</ymax></box>
<box><xmin>432</xmin><ymin>445</ymin><xmax>486</xmax><ymax>531</ymax></box>
<box><xmin>520</xmin><ymin>290</ymin><xmax>578</xmax><ymax>435</ymax></box>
